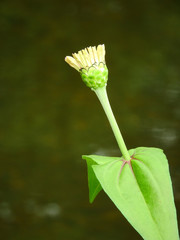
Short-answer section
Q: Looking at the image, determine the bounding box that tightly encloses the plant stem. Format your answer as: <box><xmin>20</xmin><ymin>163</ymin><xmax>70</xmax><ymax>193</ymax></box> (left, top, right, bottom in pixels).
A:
<box><xmin>94</xmin><ymin>86</ymin><xmax>130</xmax><ymax>161</ymax></box>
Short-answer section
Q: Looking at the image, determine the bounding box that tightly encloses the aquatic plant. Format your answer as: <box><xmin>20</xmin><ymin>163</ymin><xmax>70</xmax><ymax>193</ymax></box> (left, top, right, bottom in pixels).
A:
<box><xmin>65</xmin><ymin>44</ymin><xmax>179</xmax><ymax>240</ymax></box>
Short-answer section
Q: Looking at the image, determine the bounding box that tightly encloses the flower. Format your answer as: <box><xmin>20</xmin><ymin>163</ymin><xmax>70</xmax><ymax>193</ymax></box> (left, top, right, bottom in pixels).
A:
<box><xmin>65</xmin><ymin>44</ymin><xmax>108</xmax><ymax>90</ymax></box>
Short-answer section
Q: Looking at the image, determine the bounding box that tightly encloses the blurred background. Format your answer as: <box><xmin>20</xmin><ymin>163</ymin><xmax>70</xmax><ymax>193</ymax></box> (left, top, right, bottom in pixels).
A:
<box><xmin>0</xmin><ymin>0</ymin><xmax>180</xmax><ymax>239</ymax></box>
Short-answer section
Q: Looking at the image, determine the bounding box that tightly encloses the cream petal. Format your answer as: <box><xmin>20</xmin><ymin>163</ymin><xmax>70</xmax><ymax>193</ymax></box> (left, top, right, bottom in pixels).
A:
<box><xmin>78</xmin><ymin>51</ymin><xmax>87</xmax><ymax>68</ymax></box>
<box><xmin>87</xmin><ymin>47</ymin><xmax>95</xmax><ymax>65</ymax></box>
<box><xmin>92</xmin><ymin>46</ymin><xmax>99</xmax><ymax>64</ymax></box>
<box><xmin>65</xmin><ymin>56</ymin><xmax>80</xmax><ymax>71</ymax></box>
<box><xmin>97</xmin><ymin>44</ymin><xmax>105</xmax><ymax>63</ymax></box>
<box><xmin>72</xmin><ymin>53</ymin><xmax>84</xmax><ymax>69</ymax></box>
<box><xmin>97</xmin><ymin>45</ymin><xmax>102</xmax><ymax>62</ymax></box>
<box><xmin>65</xmin><ymin>44</ymin><xmax>106</xmax><ymax>72</ymax></box>
<box><xmin>82</xmin><ymin>49</ymin><xmax>91</xmax><ymax>67</ymax></box>
<box><xmin>101</xmin><ymin>44</ymin><xmax>106</xmax><ymax>63</ymax></box>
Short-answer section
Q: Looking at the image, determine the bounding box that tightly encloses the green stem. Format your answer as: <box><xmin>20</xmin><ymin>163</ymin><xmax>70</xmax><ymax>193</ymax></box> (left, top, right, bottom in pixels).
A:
<box><xmin>94</xmin><ymin>86</ymin><xmax>130</xmax><ymax>161</ymax></box>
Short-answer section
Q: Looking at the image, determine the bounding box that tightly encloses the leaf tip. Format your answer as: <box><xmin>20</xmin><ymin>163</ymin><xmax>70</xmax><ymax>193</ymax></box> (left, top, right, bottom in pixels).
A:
<box><xmin>82</xmin><ymin>155</ymin><xmax>88</xmax><ymax>160</ymax></box>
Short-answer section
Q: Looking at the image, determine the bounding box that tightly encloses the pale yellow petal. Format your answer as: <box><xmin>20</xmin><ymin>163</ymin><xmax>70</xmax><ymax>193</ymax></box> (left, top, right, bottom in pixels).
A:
<box><xmin>101</xmin><ymin>44</ymin><xmax>106</xmax><ymax>62</ymax></box>
<box><xmin>82</xmin><ymin>48</ymin><xmax>91</xmax><ymax>67</ymax></box>
<box><xmin>92</xmin><ymin>46</ymin><xmax>99</xmax><ymax>64</ymax></box>
<box><xmin>65</xmin><ymin>44</ymin><xmax>106</xmax><ymax>72</ymax></box>
<box><xmin>78</xmin><ymin>51</ymin><xmax>87</xmax><ymax>68</ymax></box>
<box><xmin>72</xmin><ymin>53</ymin><xmax>84</xmax><ymax>68</ymax></box>
<box><xmin>97</xmin><ymin>45</ymin><xmax>102</xmax><ymax>62</ymax></box>
<box><xmin>65</xmin><ymin>56</ymin><xmax>80</xmax><ymax>71</ymax></box>
<box><xmin>97</xmin><ymin>44</ymin><xmax>105</xmax><ymax>63</ymax></box>
<box><xmin>87</xmin><ymin>47</ymin><xmax>95</xmax><ymax>65</ymax></box>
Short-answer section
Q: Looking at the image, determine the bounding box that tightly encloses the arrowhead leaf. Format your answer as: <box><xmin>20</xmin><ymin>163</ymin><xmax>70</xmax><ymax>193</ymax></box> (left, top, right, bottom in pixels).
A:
<box><xmin>83</xmin><ymin>147</ymin><xmax>179</xmax><ymax>240</ymax></box>
<box><xmin>83</xmin><ymin>155</ymin><xmax>120</xmax><ymax>203</ymax></box>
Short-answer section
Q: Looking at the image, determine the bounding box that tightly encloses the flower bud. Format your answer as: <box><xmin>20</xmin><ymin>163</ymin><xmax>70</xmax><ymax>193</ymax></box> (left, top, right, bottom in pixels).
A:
<box><xmin>65</xmin><ymin>44</ymin><xmax>108</xmax><ymax>90</ymax></box>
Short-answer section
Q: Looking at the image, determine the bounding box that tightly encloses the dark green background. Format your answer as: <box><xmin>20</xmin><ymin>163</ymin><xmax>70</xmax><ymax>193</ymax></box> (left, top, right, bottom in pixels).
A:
<box><xmin>0</xmin><ymin>0</ymin><xmax>180</xmax><ymax>239</ymax></box>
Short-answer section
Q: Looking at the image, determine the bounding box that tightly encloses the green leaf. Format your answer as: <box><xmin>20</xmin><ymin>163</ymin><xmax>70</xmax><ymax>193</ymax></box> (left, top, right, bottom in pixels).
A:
<box><xmin>83</xmin><ymin>147</ymin><xmax>179</xmax><ymax>240</ymax></box>
<box><xmin>84</xmin><ymin>157</ymin><xmax>102</xmax><ymax>203</ymax></box>
<box><xmin>82</xmin><ymin>155</ymin><xmax>119</xmax><ymax>203</ymax></box>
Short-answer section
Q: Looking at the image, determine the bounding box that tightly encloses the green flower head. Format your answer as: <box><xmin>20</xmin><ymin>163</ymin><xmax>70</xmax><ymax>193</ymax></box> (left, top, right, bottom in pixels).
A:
<box><xmin>65</xmin><ymin>44</ymin><xmax>108</xmax><ymax>90</ymax></box>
